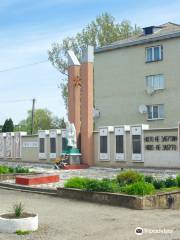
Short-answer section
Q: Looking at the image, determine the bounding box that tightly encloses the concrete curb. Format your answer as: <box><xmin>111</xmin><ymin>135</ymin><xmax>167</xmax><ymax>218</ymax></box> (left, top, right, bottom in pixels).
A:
<box><xmin>57</xmin><ymin>187</ymin><xmax>143</xmax><ymax>209</ymax></box>
<box><xmin>57</xmin><ymin>187</ymin><xmax>180</xmax><ymax>209</ymax></box>
<box><xmin>0</xmin><ymin>182</ymin><xmax>57</xmax><ymax>196</ymax></box>
<box><xmin>1</xmin><ymin>182</ymin><xmax>180</xmax><ymax>210</ymax></box>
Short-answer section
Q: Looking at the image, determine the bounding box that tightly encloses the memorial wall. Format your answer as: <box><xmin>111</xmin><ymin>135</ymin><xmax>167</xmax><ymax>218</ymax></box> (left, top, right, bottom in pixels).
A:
<box><xmin>0</xmin><ymin>126</ymin><xmax>180</xmax><ymax>168</ymax></box>
<box><xmin>94</xmin><ymin>125</ymin><xmax>180</xmax><ymax>168</ymax></box>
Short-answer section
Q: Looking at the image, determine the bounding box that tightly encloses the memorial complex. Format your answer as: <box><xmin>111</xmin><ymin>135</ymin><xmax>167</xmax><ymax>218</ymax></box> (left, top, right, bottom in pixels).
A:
<box><xmin>0</xmin><ymin>22</ymin><xmax>180</xmax><ymax>168</ymax></box>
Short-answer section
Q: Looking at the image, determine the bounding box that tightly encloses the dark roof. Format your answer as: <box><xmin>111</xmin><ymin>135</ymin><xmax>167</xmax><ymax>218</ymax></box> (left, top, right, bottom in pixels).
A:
<box><xmin>95</xmin><ymin>22</ymin><xmax>180</xmax><ymax>53</ymax></box>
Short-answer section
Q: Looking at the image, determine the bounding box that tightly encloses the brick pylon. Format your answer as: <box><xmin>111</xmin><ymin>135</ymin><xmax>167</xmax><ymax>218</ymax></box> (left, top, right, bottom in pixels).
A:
<box><xmin>67</xmin><ymin>50</ymin><xmax>81</xmax><ymax>146</ymax></box>
<box><xmin>67</xmin><ymin>47</ymin><xmax>94</xmax><ymax>165</ymax></box>
<box><xmin>80</xmin><ymin>46</ymin><xmax>94</xmax><ymax>165</ymax></box>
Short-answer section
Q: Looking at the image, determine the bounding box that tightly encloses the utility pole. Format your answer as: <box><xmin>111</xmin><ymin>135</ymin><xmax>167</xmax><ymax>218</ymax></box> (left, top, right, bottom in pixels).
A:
<box><xmin>31</xmin><ymin>98</ymin><xmax>36</xmax><ymax>135</ymax></box>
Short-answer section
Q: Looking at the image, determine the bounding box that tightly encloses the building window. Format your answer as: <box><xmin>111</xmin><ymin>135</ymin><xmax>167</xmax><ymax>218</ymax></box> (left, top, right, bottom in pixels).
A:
<box><xmin>147</xmin><ymin>104</ymin><xmax>164</xmax><ymax>120</ymax></box>
<box><xmin>100</xmin><ymin>136</ymin><xmax>107</xmax><ymax>154</ymax></box>
<box><xmin>146</xmin><ymin>45</ymin><xmax>162</xmax><ymax>62</ymax></box>
<box><xmin>114</xmin><ymin>127</ymin><xmax>125</xmax><ymax>161</ymax></box>
<box><xmin>116</xmin><ymin>135</ymin><xmax>124</xmax><ymax>154</ymax></box>
<box><xmin>39</xmin><ymin>138</ymin><xmax>45</xmax><ymax>153</ymax></box>
<box><xmin>146</xmin><ymin>74</ymin><xmax>165</xmax><ymax>92</ymax></box>
<box><xmin>99</xmin><ymin>128</ymin><xmax>109</xmax><ymax>160</ymax></box>
<box><xmin>132</xmin><ymin>135</ymin><xmax>141</xmax><ymax>154</ymax></box>
<box><xmin>50</xmin><ymin>138</ymin><xmax>56</xmax><ymax>153</ymax></box>
<box><xmin>62</xmin><ymin>137</ymin><xmax>67</xmax><ymax>152</ymax></box>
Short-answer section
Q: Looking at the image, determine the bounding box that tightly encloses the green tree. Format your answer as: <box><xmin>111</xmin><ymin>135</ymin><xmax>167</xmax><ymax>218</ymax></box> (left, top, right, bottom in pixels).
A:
<box><xmin>2</xmin><ymin>118</ymin><xmax>14</xmax><ymax>132</ymax></box>
<box><xmin>51</xmin><ymin>116</ymin><xmax>66</xmax><ymax>129</ymax></box>
<box><xmin>18</xmin><ymin>108</ymin><xmax>66</xmax><ymax>134</ymax></box>
<box><xmin>48</xmin><ymin>12</ymin><xmax>141</xmax><ymax>108</ymax></box>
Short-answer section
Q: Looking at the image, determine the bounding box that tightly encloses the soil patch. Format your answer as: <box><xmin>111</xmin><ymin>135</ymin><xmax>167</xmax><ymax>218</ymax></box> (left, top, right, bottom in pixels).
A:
<box><xmin>1</xmin><ymin>212</ymin><xmax>36</xmax><ymax>219</ymax></box>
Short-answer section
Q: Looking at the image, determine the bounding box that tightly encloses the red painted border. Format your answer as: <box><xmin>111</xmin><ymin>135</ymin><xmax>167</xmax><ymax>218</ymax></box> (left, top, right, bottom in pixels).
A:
<box><xmin>16</xmin><ymin>175</ymin><xmax>59</xmax><ymax>185</ymax></box>
<box><xmin>63</xmin><ymin>164</ymin><xmax>89</xmax><ymax>170</ymax></box>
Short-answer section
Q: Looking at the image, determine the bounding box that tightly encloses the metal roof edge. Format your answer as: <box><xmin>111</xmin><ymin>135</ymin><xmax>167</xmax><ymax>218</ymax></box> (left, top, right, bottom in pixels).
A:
<box><xmin>95</xmin><ymin>31</ymin><xmax>180</xmax><ymax>53</ymax></box>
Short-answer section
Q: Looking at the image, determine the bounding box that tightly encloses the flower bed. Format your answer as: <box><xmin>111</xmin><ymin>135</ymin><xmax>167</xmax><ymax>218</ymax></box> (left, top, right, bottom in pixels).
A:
<box><xmin>0</xmin><ymin>165</ymin><xmax>29</xmax><ymax>174</ymax></box>
<box><xmin>63</xmin><ymin>170</ymin><xmax>180</xmax><ymax>196</ymax></box>
<box><xmin>0</xmin><ymin>203</ymin><xmax>38</xmax><ymax>233</ymax></box>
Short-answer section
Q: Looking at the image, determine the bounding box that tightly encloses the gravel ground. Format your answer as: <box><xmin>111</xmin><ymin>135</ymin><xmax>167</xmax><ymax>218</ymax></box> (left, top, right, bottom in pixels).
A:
<box><xmin>0</xmin><ymin>189</ymin><xmax>180</xmax><ymax>240</ymax></box>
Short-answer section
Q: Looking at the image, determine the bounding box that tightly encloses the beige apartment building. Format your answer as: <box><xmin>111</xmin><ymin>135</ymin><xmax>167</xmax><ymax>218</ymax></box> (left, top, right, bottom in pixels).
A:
<box><xmin>94</xmin><ymin>22</ymin><xmax>180</xmax><ymax>130</ymax></box>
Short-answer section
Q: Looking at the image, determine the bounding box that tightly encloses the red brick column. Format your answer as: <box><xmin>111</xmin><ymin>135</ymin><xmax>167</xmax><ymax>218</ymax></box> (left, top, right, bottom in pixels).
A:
<box><xmin>80</xmin><ymin>46</ymin><xmax>94</xmax><ymax>165</ymax></box>
<box><xmin>67</xmin><ymin>51</ymin><xmax>81</xmax><ymax>144</ymax></box>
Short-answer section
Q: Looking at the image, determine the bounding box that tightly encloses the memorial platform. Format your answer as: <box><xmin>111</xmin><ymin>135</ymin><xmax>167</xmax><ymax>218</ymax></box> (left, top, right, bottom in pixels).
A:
<box><xmin>63</xmin><ymin>164</ymin><xmax>89</xmax><ymax>170</ymax></box>
<box><xmin>16</xmin><ymin>174</ymin><xmax>60</xmax><ymax>185</ymax></box>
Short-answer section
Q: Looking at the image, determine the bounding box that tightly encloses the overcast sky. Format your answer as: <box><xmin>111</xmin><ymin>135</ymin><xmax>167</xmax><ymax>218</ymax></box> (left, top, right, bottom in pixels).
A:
<box><xmin>0</xmin><ymin>0</ymin><xmax>180</xmax><ymax>124</ymax></box>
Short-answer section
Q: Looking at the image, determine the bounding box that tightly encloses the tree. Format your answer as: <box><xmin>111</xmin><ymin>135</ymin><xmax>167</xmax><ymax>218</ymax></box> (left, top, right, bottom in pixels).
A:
<box><xmin>18</xmin><ymin>108</ymin><xmax>66</xmax><ymax>134</ymax></box>
<box><xmin>51</xmin><ymin>116</ymin><xmax>66</xmax><ymax>129</ymax></box>
<box><xmin>48</xmin><ymin>12</ymin><xmax>141</xmax><ymax>108</ymax></box>
<box><xmin>2</xmin><ymin>118</ymin><xmax>14</xmax><ymax>132</ymax></box>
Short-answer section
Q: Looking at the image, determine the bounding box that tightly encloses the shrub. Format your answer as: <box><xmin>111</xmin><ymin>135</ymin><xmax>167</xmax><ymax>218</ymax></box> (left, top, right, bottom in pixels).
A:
<box><xmin>0</xmin><ymin>166</ymin><xmax>9</xmax><ymax>174</ymax></box>
<box><xmin>85</xmin><ymin>178</ymin><xmax>120</xmax><ymax>192</ymax></box>
<box><xmin>8</xmin><ymin>167</ymin><xmax>15</xmax><ymax>173</ymax></box>
<box><xmin>153</xmin><ymin>179</ymin><xmax>165</xmax><ymax>189</ymax></box>
<box><xmin>144</xmin><ymin>175</ymin><xmax>154</xmax><ymax>183</ymax></box>
<box><xmin>165</xmin><ymin>177</ymin><xmax>177</xmax><ymax>188</ymax></box>
<box><xmin>64</xmin><ymin>177</ymin><xmax>121</xmax><ymax>193</ymax></box>
<box><xmin>121</xmin><ymin>182</ymin><xmax>155</xmax><ymax>196</ymax></box>
<box><xmin>15</xmin><ymin>230</ymin><xmax>31</xmax><ymax>235</ymax></box>
<box><xmin>13</xmin><ymin>202</ymin><xmax>24</xmax><ymax>218</ymax></box>
<box><xmin>176</xmin><ymin>175</ymin><xmax>180</xmax><ymax>187</ymax></box>
<box><xmin>117</xmin><ymin>170</ymin><xmax>144</xmax><ymax>186</ymax></box>
<box><xmin>0</xmin><ymin>165</ymin><xmax>29</xmax><ymax>174</ymax></box>
<box><xmin>85</xmin><ymin>179</ymin><xmax>103</xmax><ymax>192</ymax></box>
<box><xmin>15</xmin><ymin>167</ymin><xmax>29</xmax><ymax>173</ymax></box>
<box><xmin>64</xmin><ymin>177</ymin><xmax>89</xmax><ymax>189</ymax></box>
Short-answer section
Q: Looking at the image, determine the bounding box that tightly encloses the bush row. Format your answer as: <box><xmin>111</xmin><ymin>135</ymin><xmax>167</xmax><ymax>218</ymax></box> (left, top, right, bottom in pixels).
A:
<box><xmin>0</xmin><ymin>165</ymin><xmax>29</xmax><ymax>174</ymax></box>
<box><xmin>65</xmin><ymin>177</ymin><xmax>121</xmax><ymax>193</ymax></box>
<box><xmin>64</xmin><ymin>176</ymin><xmax>155</xmax><ymax>196</ymax></box>
<box><xmin>64</xmin><ymin>170</ymin><xmax>180</xmax><ymax>196</ymax></box>
<box><xmin>117</xmin><ymin>170</ymin><xmax>180</xmax><ymax>190</ymax></box>
<box><xmin>145</xmin><ymin>175</ymin><xmax>180</xmax><ymax>189</ymax></box>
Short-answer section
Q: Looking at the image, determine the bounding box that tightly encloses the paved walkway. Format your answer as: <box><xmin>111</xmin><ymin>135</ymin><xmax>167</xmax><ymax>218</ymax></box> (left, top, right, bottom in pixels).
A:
<box><xmin>0</xmin><ymin>188</ymin><xmax>180</xmax><ymax>240</ymax></box>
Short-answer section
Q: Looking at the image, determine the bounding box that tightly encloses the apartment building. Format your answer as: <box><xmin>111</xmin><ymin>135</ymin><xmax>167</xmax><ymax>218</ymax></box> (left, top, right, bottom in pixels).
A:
<box><xmin>94</xmin><ymin>22</ymin><xmax>180</xmax><ymax>130</ymax></box>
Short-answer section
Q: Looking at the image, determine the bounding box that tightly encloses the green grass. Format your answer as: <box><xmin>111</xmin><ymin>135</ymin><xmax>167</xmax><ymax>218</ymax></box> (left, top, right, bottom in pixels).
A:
<box><xmin>64</xmin><ymin>177</ymin><xmax>122</xmax><ymax>193</ymax></box>
<box><xmin>64</xmin><ymin>177</ymin><xmax>155</xmax><ymax>196</ymax></box>
<box><xmin>121</xmin><ymin>181</ymin><xmax>155</xmax><ymax>196</ymax></box>
<box><xmin>15</xmin><ymin>230</ymin><xmax>31</xmax><ymax>235</ymax></box>
<box><xmin>13</xmin><ymin>202</ymin><xmax>24</xmax><ymax>218</ymax></box>
<box><xmin>0</xmin><ymin>165</ymin><xmax>29</xmax><ymax>174</ymax></box>
<box><xmin>64</xmin><ymin>171</ymin><xmax>180</xmax><ymax>196</ymax></box>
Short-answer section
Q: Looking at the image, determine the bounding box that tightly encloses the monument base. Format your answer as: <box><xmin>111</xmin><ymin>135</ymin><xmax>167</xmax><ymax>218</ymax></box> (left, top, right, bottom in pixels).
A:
<box><xmin>62</xmin><ymin>147</ymin><xmax>80</xmax><ymax>155</ymax></box>
<box><xmin>63</xmin><ymin>164</ymin><xmax>89</xmax><ymax>170</ymax></box>
<box><xmin>68</xmin><ymin>154</ymin><xmax>81</xmax><ymax>165</ymax></box>
<box><xmin>62</xmin><ymin>147</ymin><xmax>81</xmax><ymax>165</ymax></box>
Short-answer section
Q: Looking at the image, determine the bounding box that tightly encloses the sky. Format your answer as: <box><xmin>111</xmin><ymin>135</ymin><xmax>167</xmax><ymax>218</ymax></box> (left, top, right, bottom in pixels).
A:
<box><xmin>0</xmin><ymin>0</ymin><xmax>180</xmax><ymax>124</ymax></box>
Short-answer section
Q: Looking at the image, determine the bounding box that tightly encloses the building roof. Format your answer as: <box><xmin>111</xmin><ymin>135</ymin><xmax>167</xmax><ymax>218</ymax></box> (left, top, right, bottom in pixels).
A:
<box><xmin>95</xmin><ymin>22</ymin><xmax>180</xmax><ymax>53</ymax></box>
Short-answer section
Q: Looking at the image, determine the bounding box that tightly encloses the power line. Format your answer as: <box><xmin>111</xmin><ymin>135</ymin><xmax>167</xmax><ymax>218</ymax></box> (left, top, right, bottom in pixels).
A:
<box><xmin>0</xmin><ymin>59</ymin><xmax>68</xmax><ymax>76</ymax></box>
<box><xmin>0</xmin><ymin>95</ymin><xmax>63</xmax><ymax>104</ymax></box>
<box><xmin>0</xmin><ymin>60</ymin><xmax>48</xmax><ymax>73</ymax></box>
<box><xmin>0</xmin><ymin>99</ymin><xmax>32</xmax><ymax>104</ymax></box>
